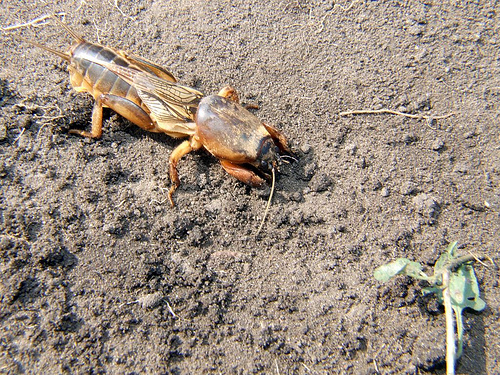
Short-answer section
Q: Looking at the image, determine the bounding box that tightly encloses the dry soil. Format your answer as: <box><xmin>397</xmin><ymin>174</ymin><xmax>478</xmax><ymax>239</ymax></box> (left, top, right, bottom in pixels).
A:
<box><xmin>1</xmin><ymin>1</ymin><xmax>499</xmax><ymax>374</ymax></box>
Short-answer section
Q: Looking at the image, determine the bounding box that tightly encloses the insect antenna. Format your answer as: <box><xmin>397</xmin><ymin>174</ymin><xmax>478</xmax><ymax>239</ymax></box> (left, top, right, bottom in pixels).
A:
<box><xmin>15</xmin><ymin>35</ymin><xmax>71</xmax><ymax>62</ymax></box>
<box><xmin>50</xmin><ymin>15</ymin><xmax>85</xmax><ymax>43</ymax></box>
<box><xmin>256</xmin><ymin>167</ymin><xmax>275</xmax><ymax>236</ymax></box>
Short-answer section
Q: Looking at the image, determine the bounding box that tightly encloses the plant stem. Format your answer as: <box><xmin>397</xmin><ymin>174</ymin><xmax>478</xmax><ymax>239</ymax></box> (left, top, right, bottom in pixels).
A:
<box><xmin>442</xmin><ymin>269</ymin><xmax>456</xmax><ymax>375</ymax></box>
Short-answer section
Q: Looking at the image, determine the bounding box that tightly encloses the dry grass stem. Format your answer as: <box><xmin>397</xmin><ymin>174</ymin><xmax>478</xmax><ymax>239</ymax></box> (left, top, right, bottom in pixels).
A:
<box><xmin>3</xmin><ymin>13</ymin><xmax>65</xmax><ymax>32</ymax></box>
<box><xmin>339</xmin><ymin>108</ymin><xmax>455</xmax><ymax>120</ymax></box>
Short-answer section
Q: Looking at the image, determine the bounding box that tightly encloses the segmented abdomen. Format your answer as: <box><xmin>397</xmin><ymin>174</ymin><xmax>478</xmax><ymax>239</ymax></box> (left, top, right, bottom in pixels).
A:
<box><xmin>70</xmin><ymin>43</ymin><xmax>139</xmax><ymax>104</ymax></box>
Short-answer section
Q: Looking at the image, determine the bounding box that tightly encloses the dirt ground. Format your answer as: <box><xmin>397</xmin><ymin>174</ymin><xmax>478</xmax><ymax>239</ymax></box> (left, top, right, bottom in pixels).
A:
<box><xmin>1</xmin><ymin>1</ymin><xmax>499</xmax><ymax>374</ymax></box>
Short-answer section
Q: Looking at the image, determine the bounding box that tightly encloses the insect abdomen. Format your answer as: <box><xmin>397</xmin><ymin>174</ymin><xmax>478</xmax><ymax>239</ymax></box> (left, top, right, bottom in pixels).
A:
<box><xmin>70</xmin><ymin>43</ymin><xmax>140</xmax><ymax>104</ymax></box>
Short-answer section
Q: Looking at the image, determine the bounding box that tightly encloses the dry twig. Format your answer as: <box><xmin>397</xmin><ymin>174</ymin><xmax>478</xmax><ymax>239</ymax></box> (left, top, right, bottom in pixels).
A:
<box><xmin>340</xmin><ymin>108</ymin><xmax>455</xmax><ymax>130</ymax></box>
<box><xmin>333</xmin><ymin>0</ymin><xmax>362</xmax><ymax>12</ymax></box>
<box><xmin>2</xmin><ymin>13</ymin><xmax>65</xmax><ymax>32</ymax></box>
<box><xmin>339</xmin><ymin>108</ymin><xmax>454</xmax><ymax>120</ymax></box>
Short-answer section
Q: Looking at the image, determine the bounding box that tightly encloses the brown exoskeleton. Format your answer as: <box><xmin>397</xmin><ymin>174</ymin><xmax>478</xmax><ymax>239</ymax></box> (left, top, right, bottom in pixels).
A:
<box><xmin>20</xmin><ymin>18</ymin><xmax>292</xmax><ymax>220</ymax></box>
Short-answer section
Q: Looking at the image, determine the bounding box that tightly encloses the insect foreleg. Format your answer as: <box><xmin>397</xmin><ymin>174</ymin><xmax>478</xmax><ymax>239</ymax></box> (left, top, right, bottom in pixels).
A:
<box><xmin>219</xmin><ymin>160</ymin><xmax>266</xmax><ymax>187</ymax></box>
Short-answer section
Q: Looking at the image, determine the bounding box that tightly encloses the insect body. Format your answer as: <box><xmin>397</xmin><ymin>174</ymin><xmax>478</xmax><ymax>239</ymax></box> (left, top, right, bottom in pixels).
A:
<box><xmin>23</xmin><ymin>18</ymin><xmax>292</xmax><ymax>208</ymax></box>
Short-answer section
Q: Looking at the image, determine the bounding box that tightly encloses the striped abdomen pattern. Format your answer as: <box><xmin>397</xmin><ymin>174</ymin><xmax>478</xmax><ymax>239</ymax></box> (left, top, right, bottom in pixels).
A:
<box><xmin>69</xmin><ymin>43</ymin><xmax>140</xmax><ymax>105</ymax></box>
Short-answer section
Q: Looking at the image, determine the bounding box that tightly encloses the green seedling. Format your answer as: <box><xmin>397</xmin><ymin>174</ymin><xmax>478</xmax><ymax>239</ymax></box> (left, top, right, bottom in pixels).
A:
<box><xmin>374</xmin><ymin>242</ymin><xmax>486</xmax><ymax>375</ymax></box>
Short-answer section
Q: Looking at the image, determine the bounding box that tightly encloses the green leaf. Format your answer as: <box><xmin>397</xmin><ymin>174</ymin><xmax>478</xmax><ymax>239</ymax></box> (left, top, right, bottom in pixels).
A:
<box><xmin>422</xmin><ymin>286</ymin><xmax>443</xmax><ymax>301</ymax></box>
<box><xmin>449</xmin><ymin>263</ymin><xmax>486</xmax><ymax>312</ymax></box>
<box><xmin>374</xmin><ymin>242</ymin><xmax>486</xmax><ymax>362</ymax></box>
<box><xmin>374</xmin><ymin>258</ymin><xmax>426</xmax><ymax>282</ymax></box>
<box><xmin>447</xmin><ymin>241</ymin><xmax>458</xmax><ymax>257</ymax></box>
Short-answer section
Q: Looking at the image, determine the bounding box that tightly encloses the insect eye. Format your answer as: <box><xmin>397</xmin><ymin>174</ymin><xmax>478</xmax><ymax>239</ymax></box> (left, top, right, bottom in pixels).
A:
<box><xmin>261</xmin><ymin>160</ymin><xmax>268</xmax><ymax>169</ymax></box>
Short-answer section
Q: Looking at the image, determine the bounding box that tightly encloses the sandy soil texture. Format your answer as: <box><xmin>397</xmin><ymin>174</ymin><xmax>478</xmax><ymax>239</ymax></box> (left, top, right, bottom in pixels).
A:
<box><xmin>1</xmin><ymin>1</ymin><xmax>499</xmax><ymax>374</ymax></box>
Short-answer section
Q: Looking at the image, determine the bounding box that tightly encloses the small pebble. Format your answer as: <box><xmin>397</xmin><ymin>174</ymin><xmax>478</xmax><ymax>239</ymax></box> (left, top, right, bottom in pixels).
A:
<box><xmin>137</xmin><ymin>292</ymin><xmax>164</xmax><ymax>309</ymax></box>
<box><xmin>0</xmin><ymin>236</ymin><xmax>11</xmax><ymax>250</ymax></box>
<box><xmin>453</xmin><ymin>162</ymin><xmax>470</xmax><ymax>174</ymax></box>
<box><xmin>401</xmin><ymin>181</ymin><xmax>417</xmax><ymax>196</ymax></box>
<box><xmin>372</xmin><ymin>181</ymin><xmax>382</xmax><ymax>191</ymax></box>
<box><xmin>484</xmin><ymin>193</ymin><xmax>499</xmax><ymax>211</ymax></box>
<box><xmin>303</xmin><ymin>162</ymin><xmax>316</xmax><ymax>181</ymax></box>
<box><xmin>331</xmin><ymin>225</ymin><xmax>346</xmax><ymax>234</ymax></box>
<box><xmin>0</xmin><ymin>123</ymin><xmax>7</xmax><ymax>142</ymax></box>
<box><xmin>345</xmin><ymin>142</ymin><xmax>357</xmax><ymax>155</ymax></box>
<box><xmin>188</xmin><ymin>227</ymin><xmax>204</xmax><ymax>246</ymax></box>
<box><xmin>403</xmin><ymin>133</ymin><xmax>418</xmax><ymax>145</ymax></box>
<box><xmin>103</xmin><ymin>223</ymin><xmax>119</xmax><ymax>234</ymax></box>
<box><xmin>415</xmin><ymin>48</ymin><xmax>428</xmax><ymax>61</ymax></box>
<box><xmin>381</xmin><ymin>187</ymin><xmax>389</xmax><ymax>197</ymax></box>
<box><xmin>431</xmin><ymin>138</ymin><xmax>444</xmax><ymax>151</ymax></box>
<box><xmin>415</xmin><ymin>95</ymin><xmax>431</xmax><ymax>111</ymax></box>
<box><xmin>464</xmin><ymin>131</ymin><xmax>475</xmax><ymax>139</ymax></box>
<box><xmin>310</xmin><ymin>173</ymin><xmax>332</xmax><ymax>192</ymax></box>
<box><xmin>358</xmin><ymin>157</ymin><xmax>367</xmax><ymax>169</ymax></box>
<box><xmin>408</xmin><ymin>25</ymin><xmax>423</xmax><ymax>36</ymax></box>
<box><xmin>18</xmin><ymin>115</ymin><xmax>32</xmax><ymax>129</ymax></box>
<box><xmin>412</xmin><ymin>193</ymin><xmax>440</xmax><ymax>218</ymax></box>
<box><xmin>300</xmin><ymin>143</ymin><xmax>311</xmax><ymax>154</ymax></box>
<box><xmin>45</xmin><ymin>169</ymin><xmax>56</xmax><ymax>179</ymax></box>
